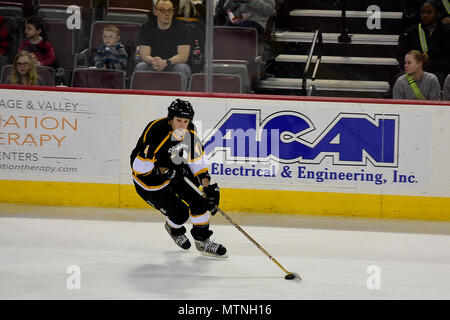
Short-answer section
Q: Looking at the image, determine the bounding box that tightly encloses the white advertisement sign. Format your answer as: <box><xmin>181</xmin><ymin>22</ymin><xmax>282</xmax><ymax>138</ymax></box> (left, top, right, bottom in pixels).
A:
<box><xmin>0</xmin><ymin>89</ymin><xmax>121</xmax><ymax>184</ymax></box>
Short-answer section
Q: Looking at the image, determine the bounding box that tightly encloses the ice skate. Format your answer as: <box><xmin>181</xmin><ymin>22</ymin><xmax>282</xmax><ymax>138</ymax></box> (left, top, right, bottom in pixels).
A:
<box><xmin>194</xmin><ymin>237</ymin><xmax>228</xmax><ymax>258</ymax></box>
<box><xmin>165</xmin><ymin>222</ymin><xmax>191</xmax><ymax>250</ymax></box>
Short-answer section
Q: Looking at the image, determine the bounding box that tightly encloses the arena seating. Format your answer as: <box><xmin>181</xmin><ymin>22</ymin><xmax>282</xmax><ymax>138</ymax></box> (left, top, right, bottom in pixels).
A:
<box><xmin>130</xmin><ymin>71</ymin><xmax>184</xmax><ymax>91</ymax></box>
<box><xmin>189</xmin><ymin>73</ymin><xmax>243</xmax><ymax>93</ymax></box>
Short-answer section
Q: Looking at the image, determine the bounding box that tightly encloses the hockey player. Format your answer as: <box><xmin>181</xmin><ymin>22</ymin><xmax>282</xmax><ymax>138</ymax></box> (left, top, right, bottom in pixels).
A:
<box><xmin>130</xmin><ymin>99</ymin><xmax>227</xmax><ymax>257</ymax></box>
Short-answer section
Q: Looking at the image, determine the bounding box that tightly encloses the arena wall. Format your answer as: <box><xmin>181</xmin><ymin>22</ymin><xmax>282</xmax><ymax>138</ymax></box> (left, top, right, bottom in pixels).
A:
<box><xmin>1</xmin><ymin>85</ymin><xmax>449</xmax><ymax>221</ymax></box>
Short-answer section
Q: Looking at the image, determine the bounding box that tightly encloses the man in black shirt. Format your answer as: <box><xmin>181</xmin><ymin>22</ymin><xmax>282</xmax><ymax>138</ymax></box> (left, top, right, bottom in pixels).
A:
<box><xmin>135</xmin><ymin>0</ymin><xmax>191</xmax><ymax>90</ymax></box>
<box><xmin>130</xmin><ymin>99</ymin><xmax>227</xmax><ymax>258</ymax></box>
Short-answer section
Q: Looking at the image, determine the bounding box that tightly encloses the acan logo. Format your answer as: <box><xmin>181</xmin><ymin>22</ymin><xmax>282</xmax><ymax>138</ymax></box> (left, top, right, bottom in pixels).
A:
<box><xmin>203</xmin><ymin>109</ymin><xmax>399</xmax><ymax>167</ymax></box>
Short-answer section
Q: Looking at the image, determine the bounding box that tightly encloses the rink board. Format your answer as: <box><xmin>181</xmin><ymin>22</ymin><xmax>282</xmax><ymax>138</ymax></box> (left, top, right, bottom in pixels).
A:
<box><xmin>0</xmin><ymin>86</ymin><xmax>449</xmax><ymax>221</ymax></box>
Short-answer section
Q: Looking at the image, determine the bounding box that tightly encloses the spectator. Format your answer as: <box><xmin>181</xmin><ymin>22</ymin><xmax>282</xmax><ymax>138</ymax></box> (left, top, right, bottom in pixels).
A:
<box><xmin>443</xmin><ymin>74</ymin><xmax>450</xmax><ymax>100</ymax></box>
<box><xmin>18</xmin><ymin>16</ymin><xmax>55</xmax><ymax>67</ymax></box>
<box><xmin>223</xmin><ymin>0</ymin><xmax>276</xmax><ymax>36</ymax></box>
<box><xmin>0</xmin><ymin>15</ymin><xmax>10</xmax><ymax>70</ymax></box>
<box><xmin>393</xmin><ymin>50</ymin><xmax>441</xmax><ymax>100</ymax></box>
<box><xmin>5</xmin><ymin>50</ymin><xmax>46</xmax><ymax>85</ymax></box>
<box><xmin>135</xmin><ymin>0</ymin><xmax>191</xmax><ymax>90</ymax></box>
<box><xmin>398</xmin><ymin>0</ymin><xmax>450</xmax><ymax>85</ymax></box>
<box><xmin>93</xmin><ymin>25</ymin><xmax>128</xmax><ymax>71</ymax></box>
<box><xmin>173</xmin><ymin>0</ymin><xmax>206</xmax><ymax>22</ymax></box>
<box><xmin>407</xmin><ymin>0</ymin><xmax>450</xmax><ymax>24</ymax></box>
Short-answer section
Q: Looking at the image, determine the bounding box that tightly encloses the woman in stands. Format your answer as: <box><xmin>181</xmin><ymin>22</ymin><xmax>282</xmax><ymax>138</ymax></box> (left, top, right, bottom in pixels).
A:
<box><xmin>6</xmin><ymin>50</ymin><xmax>46</xmax><ymax>85</ymax></box>
<box><xmin>398</xmin><ymin>0</ymin><xmax>450</xmax><ymax>86</ymax></box>
<box><xmin>393</xmin><ymin>50</ymin><xmax>441</xmax><ymax>100</ymax></box>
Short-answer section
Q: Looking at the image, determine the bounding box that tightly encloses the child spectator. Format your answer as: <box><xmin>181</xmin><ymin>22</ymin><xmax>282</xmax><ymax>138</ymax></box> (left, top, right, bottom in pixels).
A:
<box><xmin>18</xmin><ymin>16</ymin><xmax>55</xmax><ymax>67</ymax></box>
<box><xmin>93</xmin><ymin>25</ymin><xmax>128</xmax><ymax>71</ymax></box>
<box><xmin>393</xmin><ymin>50</ymin><xmax>441</xmax><ymax>100</ymax></box>
<box><xmin>5</xmin><ymin>50</ymin><xmax>46</xmax><ymax>85</ymax></box>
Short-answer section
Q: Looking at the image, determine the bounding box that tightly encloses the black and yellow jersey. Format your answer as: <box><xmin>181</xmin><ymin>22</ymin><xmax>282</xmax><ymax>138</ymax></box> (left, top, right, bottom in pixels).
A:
<box><xmin>130</xmin><ymin>117</ymin><xmax>209</xmax><ymax>191</ymax></box>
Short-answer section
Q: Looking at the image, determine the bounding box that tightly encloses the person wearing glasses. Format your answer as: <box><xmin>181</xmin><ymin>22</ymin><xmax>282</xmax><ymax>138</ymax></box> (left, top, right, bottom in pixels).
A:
<box><xmin>134</xmin><ymin>0</ymin><xmax>191</xmax><ymax>90</ymax></box>
<box><xmin>5</xmin><ymin>50</ymin><xmax>46</xmax><ymax>85</ymax></box>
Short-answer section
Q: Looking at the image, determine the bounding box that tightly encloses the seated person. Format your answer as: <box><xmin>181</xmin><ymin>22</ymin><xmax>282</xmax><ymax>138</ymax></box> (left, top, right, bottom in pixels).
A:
<box><xmin>18</xmin><ymin>15</ymin><xmax>55</xmax><ymax>67</ymax></box>
<box><xmin>173</xmin><ymin>0</ymin><xmax>206</xmax><ymax>22</ymax></box>
<box><xmin>222</xmin><ymin>0</ymin><xmax>276</xmax><ymax>35</ymax></box>
<box><xmin>398</xmin><ymin>0</ymin><xmax>450</xmax><ymax>85</ymax></box>
<box><xmin>135</xmin><ymin>0</ymin><xmax>191</xmax><ymax>91</ymax></box>
<box><xmin>393</xmin><ymin>50</ymin><xmax>441</xmax><ymax>100</ymax></box>
<box><xmin>0</xmin><ymin>15</ymin><xmax>11</xmax><ymax>70</ymax></box>
<box><xmin>443</xmin><ymin>74</ymin><xmax>450</xmax><ymax>100</ymax></box>
<box><xmin>93</xmin><ymin>25</ymin><xmax>128</xmax><ymax>71</ymax></box>
<box><xmin>407</xmin><ymin>0</ymin><xmax>450</xmax><ymax>24</ymax></box>
<box><xmin>5</xmin><ymin>50</ymin><xmax>46</xmax><ymax>85</ymax></box>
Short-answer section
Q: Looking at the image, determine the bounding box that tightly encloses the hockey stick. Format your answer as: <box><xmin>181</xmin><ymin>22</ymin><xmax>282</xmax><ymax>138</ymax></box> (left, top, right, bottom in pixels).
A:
<box><xmin>184</xmin><ymin>176</ymin><xmax>302</xmax><ymax>281</ymax></box>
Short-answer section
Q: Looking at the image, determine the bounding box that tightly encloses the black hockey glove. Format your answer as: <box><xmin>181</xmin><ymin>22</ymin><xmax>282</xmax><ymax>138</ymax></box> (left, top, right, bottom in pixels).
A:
<box><xmin>203</xmin><ymin>183</ymin><xmax>220</xmax><ymax>215</ymax></box>
<box><xmin>160</xmin><ymin>167</ymin><xmax>177</xmax><ymax>180</ymax></box>
<box><xmin>174</xmin><ymin>164</ymin><xmax>190</xmax><ymax>178</ymax></box>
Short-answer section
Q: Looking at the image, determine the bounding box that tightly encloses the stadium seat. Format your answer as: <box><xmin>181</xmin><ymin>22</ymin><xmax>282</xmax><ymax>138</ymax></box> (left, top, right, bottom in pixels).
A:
<box><xmin>77</xmin><ymin>20</ymin><xmax>141</xmax><ymax>76</ymax></box>
<box><xmin>130</xmin><ymin>71</ymin><xmax>183</xmax><ymax>91</ymax></box>
<box><xmin>71</xmin><ymin>67</ymin><xmax>126</xmax><ymax>89</ymax></box>
<box><xmin>1</xmin><ymin>64</ymin><xmax>56</xmax><ymax>86</ymax></box>
<box><xmin>213</xmin><ymin>26</ymin><xmax>261</xmax><ymax>92</ymax></box>
<box><xmin>105</xmin><ymin>0</ymin><xmax>154</xmax><ymax>24</ymax></box>
<box><xmin>189</xmin><ymin>73</ymin><xmax>243</xmax><ymax>93</ymax></box>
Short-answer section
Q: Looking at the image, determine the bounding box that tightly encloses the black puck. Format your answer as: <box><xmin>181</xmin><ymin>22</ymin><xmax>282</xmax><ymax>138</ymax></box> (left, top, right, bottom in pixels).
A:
<box><xmin>285</xmin><ymin>274</ymin><xmax>295</xmax><ymax>280</ymax></box>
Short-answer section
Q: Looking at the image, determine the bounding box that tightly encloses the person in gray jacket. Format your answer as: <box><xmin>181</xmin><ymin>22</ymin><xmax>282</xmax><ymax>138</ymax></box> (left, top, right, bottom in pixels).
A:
<box><xmin>393</xmin><ymin>50</ymin><xmax>441</xmax><ymax>100</ymax></box>
<box><xmin>223</xmin><ymin>0</ymin><xmax>276</xmax><ymax>35</ymax></box>
<box><xmin>443</xmin><ymin>74</ymin><xmax>450</xmax><ymax>100</ymax></box>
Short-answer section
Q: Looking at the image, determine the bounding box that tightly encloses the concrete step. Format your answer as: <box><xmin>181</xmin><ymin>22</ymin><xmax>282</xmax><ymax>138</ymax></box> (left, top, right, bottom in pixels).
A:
<box><xmin>257</xmin><ymin>78</ymin><xmax>390</xmax><ymax>98</ymax></box>
<box><xmin>287</xmin><ymin>0</ymin><xmax>407</xmax><ymax>11</ymax></box>
<box><xmin>289</xmin><ymin>9</ymin><xmax>406</xmax><ymax>34</ymax></box>
<box><xmin>275</xmin><ymin>54</ymin><xmax>398</xmax><ymax>65</ymax></box>
<box><xmin>273</xmin><ymin>31</ymin><xmax>399</xmax><ymax>58</ymax></box>
<box><xmin>270</xmin><ymin>55</ymin><xmax>399</xmax><ymax>81</ymax></box>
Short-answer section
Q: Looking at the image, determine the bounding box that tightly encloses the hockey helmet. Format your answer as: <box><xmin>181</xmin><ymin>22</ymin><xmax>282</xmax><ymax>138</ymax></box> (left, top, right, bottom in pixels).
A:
<box><xmin>167</xmin><ymin>99</ymin><xmax>195</xmax><ymax>120</ymax></box>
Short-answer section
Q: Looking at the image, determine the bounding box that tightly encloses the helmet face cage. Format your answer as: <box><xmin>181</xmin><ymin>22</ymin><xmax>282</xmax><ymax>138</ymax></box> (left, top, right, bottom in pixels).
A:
<box><xmin>167</xmin><ymin>99</ymin><xmax>195</xmax><ymax>121</ymax></box>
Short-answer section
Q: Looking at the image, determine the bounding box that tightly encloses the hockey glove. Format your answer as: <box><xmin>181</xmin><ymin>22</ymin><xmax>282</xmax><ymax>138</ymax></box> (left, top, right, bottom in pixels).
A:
<box><xmin>175</xmin><ymin>164</ymin><xmax>190</xmax><ymax>178</ymax></box>
<box><xmin>160</xmin><ymin>167</ymin><xmax>177</xmax><ymax>180</ymax></box>
<box><xmin>203</xmin><ymin>183</ymin><xmax>220</xmax><ymax>215</ymax></box>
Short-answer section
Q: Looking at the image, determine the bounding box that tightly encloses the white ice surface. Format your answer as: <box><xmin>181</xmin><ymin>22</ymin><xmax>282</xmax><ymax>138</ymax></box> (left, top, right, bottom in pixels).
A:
<box><xmin>0</xmin><ymin>205</ymin><xmax>449</xmax><ymax>300</ymax></box>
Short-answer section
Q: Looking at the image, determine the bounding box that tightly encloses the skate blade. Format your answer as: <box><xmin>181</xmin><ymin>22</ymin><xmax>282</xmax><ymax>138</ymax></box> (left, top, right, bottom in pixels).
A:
<box><xmin>198</xmin><ymin>251</ymin><xmax>229</xmax><ymax>259</ymax></box>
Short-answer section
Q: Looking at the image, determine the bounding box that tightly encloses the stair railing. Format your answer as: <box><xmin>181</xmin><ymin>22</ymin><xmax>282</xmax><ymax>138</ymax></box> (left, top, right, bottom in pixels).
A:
<box><xmin>301</xmin><ymin>29</ymin><xmax>322</xmax><ymax>96</ymax></box>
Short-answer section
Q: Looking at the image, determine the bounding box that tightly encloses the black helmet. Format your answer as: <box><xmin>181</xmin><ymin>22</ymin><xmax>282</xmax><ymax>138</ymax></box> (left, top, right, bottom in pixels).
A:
<box><xmin>167</xmin><ymin>99</ymin><xmax>195</xmax><ymax>120</ymax></box>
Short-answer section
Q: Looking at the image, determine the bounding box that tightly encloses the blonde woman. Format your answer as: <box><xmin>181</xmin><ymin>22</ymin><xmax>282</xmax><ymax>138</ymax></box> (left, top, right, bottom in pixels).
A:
<box><xmin>6</xmin><ymin>50</ymin><xmax>46</xmax><ymax>85</ymax></box>
<box><xmin>393</xmin><ymin>50</ymin><xmax>441</xmax><ymax>100</ymax></box>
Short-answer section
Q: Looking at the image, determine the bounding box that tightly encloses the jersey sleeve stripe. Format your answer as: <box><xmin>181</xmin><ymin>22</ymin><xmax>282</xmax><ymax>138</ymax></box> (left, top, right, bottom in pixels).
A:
<box><xmin>132</xmin><ymin>156</ymin><xmax>155</xmax><ymax>174</ymax></box>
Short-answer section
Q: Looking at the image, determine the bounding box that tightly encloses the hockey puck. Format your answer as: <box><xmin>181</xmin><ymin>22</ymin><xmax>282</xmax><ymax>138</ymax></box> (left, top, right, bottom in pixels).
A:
<box><xmin>285</xmin><ymin>274</ymin><xmax>295</xmax><ymax>280</ymax></box>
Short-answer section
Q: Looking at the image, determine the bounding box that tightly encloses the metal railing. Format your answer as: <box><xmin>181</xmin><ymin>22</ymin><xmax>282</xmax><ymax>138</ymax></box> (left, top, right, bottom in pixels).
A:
<box><xmin>301</xmin><ymin>29</ymin><xmax>323</xmax><ymax>96</ymax></box>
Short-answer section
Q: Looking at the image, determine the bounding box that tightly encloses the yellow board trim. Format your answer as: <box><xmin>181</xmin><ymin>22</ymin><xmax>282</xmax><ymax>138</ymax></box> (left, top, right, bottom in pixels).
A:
<box><xmin>0</xmin><ymin>180</ymin><xmax>449</xmax><ymax>221</ymax></box>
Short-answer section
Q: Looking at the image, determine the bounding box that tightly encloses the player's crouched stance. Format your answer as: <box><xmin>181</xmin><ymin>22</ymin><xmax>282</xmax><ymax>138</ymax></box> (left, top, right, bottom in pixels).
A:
<box><xmin>130</xmin><ymin>99</ymin><xmax>227</xmax><ymax>258</ymax></box>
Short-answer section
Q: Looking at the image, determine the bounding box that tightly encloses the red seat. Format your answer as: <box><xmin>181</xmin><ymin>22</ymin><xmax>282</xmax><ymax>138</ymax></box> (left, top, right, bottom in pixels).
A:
<box><xmin>80</xmin><ymin>20</ymin><xmax>142</xmax><ymax>76</ymax></box>
<box><xmin>213</xmin><ymin>26</ymin><xmax>260</xmax><ymax>92</ymax></box>
<box><xmin>1</xmin><ymin>64</ymin><xmax>55</xmax><ymax>86</ymax></box>
<box><xmin>189</xmin><ymin>73</ymin><xmax>242</xmax><ymax>93</ymax></box>
<box><xmin>71</xmin><ymin>67</ymin><xmax>126</xmax><ymax>89</ymax></box>
<box><xmin>130</xmin><ymin>71</ymin><xmax>183</xmax><ymax>91</ymax></box>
